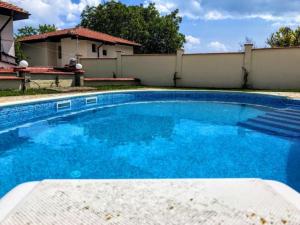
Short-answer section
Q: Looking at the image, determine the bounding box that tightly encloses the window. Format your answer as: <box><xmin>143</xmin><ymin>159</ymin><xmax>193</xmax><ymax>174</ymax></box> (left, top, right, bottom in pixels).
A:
<box><xmin>103</xmin><ymin>50</ymin><xmax>107</xmax><ymax>56</ymax></box>
<box><xmin>92</xmin><ymin>44</ymin><xmax>96</xmax><ymax>53</ymax></box>
<box><xmin>58</xmin><ymin>46</ymin><xmax>62</xmax><ymax>59</ymax></box>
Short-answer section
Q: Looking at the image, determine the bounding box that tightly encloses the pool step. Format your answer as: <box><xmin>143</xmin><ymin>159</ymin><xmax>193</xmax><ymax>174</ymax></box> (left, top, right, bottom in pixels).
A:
<box><xmin>286</xmin><ymin>104</ymin><xmax>300</xmax><ymax>110</ymax></box>
<box><xmin>284</xmin><ymin>109</ymin><xmax>300</xmax><ymax>115</ymax></box>
<box><xmin>239</xmin><ymin>108</ymin><xmax>300</xmax><ymax>138</ymax></box>
<box><xmin>258</xmin><ymin>115</ymin><xmax>300</xmax><ymax>126</ymax></box>
<box><xmin>248</xmin><ymin>118</ymin><xmax>300</xmax><ymax>133</ymax></box>
<box><xmin>266</xmin><ymin>112</ymin><xmax>300</xmax><ymax>122</ymax></box>
<box><xmin>271</xmin><ymin>110</ymin><xmax>300</xmax><ymax>117</ymax></box>
<box><xmin>238</xmin><ymin>121</ymin><xmax>300</xmax><ymax>138</ymax></box>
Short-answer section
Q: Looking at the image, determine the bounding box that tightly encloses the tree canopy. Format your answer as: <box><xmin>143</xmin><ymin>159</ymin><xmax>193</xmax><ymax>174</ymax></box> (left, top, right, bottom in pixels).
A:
<box><xmin>267</xmin><ymin>27</ymin><xmax>300</xmax><ymax>47</ymax></box>
<box><xmin>16</xmin><ymin>24</ymin><xmax>57</xmax><ymax>38</ymax></box>
<box><xmin>80</xmin><ymin>1</ymin><xmax>185</xmax><ymax>53</ymax></box>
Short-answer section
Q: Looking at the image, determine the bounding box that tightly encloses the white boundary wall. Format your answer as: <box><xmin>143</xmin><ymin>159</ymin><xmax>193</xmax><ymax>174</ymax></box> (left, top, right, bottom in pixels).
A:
<box><xmin>80</xmin><ymin>45</ymin><xmax>300</xmax><ymax>90</ymax></box>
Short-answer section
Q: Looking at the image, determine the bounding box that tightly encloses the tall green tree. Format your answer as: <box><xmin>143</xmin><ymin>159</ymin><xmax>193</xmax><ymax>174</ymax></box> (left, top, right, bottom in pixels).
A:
<box><xmin>80</xmin><ymin>2</ymin><xmax>185</xmax><ymax>53</ymax></box>
<box><xmin>267</xmin><ymin>27</ymin><xmax>300</xmax><ymax>47</ymax></box>
<box><xmin>16</xmin><ymin>26</ymin><xmax>38</xmax><ymax>37</ymax></box>
<box><xmin>15</xmin><ymin>24</ymin><xmax>57</xmax><ymax>62</ymax></box>
<box><xmin>37</xmin><ymin>24</ymin><xmax>57</xmax><ymax>34</ymax></box>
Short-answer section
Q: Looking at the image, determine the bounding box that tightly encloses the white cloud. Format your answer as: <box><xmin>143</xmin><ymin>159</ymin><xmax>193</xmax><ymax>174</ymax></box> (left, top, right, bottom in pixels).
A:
<box><xmin>208</xmin><ymin>41</ymin><xmax>228</xmax><ymax>52</ymax></box>
<box><xmin>204</xmin><ymin>10</ymin><xmax>231</xmax><ymax>20</ymax></box>
<box><xmin>145</xmin><ymin>0</ymin><xmax>300</xmax><ymax>25</ymax></box>
<box><xmin>7</xmin><ymin>0</ymin><xmax>101</xmax><ymax>29</ymax></box>
<box><xmin>184</xmin><ymin>35</ymin><xmax>201</xmax><ymax>52</ymax></box>
<box><xmin>144</xmin><ymin>0</ymin><xmax>202</xmax><ymax>19</ymax></box>
<box><xmin>186</xmin><ymin>35</ymin><xmax>201</xmax><ymax>45</ymax></box>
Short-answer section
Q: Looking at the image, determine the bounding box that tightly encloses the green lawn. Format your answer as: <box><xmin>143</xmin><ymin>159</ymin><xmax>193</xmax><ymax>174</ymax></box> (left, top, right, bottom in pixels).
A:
<box><xmin>0</xmin><ymin>86</ymin><xmax>299</xmax><ymax>97</ymax></box>
<box><xmin>0</xmin><ymin>89</ymin><xmax>60</xmax><ymax>97</ymax></box>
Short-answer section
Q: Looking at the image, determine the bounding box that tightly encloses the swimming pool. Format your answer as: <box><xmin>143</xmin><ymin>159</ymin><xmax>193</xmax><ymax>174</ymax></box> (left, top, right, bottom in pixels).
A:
<box><xmin>0</xmin><ymin>91</ymin><xmax>300</xmax><ymax>196</ymax></box>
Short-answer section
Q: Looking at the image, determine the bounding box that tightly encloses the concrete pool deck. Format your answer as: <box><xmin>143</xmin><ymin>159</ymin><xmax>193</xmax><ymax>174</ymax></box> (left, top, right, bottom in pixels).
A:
<box><xmin>0</xmin><ymin>179</ymin><xmax>300</xmax><ymax>225</ymax></box>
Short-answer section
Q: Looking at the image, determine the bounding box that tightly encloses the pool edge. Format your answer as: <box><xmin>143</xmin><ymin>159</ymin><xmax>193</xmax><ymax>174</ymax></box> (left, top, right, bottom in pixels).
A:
<box><xmin>0</xmin><ymin>89</ymin><xmax>295</xmax><ymax>108</ymax></box>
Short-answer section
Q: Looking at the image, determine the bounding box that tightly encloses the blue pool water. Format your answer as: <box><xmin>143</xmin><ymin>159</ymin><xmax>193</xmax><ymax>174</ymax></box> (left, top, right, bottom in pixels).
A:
<box><xmin>0</xmin><ymin>92</ymin><xmax>300</xmax><ymax>196</ymax></box>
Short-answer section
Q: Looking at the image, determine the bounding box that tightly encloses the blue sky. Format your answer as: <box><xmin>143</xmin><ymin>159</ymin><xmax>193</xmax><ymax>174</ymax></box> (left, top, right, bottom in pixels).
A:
<box><xmin>8</xmin><ymin>0</ymin><xmax>300</xmax><ymax>52</ymax></box>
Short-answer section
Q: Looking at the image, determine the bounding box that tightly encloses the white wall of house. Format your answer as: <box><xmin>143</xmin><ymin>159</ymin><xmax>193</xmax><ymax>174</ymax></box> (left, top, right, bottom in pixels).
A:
<box><xmin>22</xmin><ymin>37</ymin><xmax>134</xmax><ymax>67</ymax></box>
<box><xmin>47</xmin><ymin>42</ymin><xmax>58</xmax><ymax>67</ymax></box>
<box><xmin>0</xmin><ymin>15</ymin><xmax>15</xmax><ymax>66</ymax></box>
<box><xmin>61</xmin><ymin>38</ymin><xmax>134</xmax><ymax>66</ymax></box>
<box><xmin>22</xmin><ymin>42</ymin><xmax>49</xmax><ymax>66</ymax></box>
<box><xmin>60</xmin><ymin>38</ymin><xmax>88</xmax><ymax>67</ymax></box>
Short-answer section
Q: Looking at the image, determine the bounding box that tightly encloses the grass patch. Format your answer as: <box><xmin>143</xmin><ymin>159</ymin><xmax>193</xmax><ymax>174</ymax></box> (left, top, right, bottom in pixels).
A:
<box><xmin>0</xmin><ymin>85</ymin><xmax>299</xmax><ymax>98</ymax></box>
<box><xmin>0</xmin><ymin>89</ymin><xmax>60</xmax><ymax>97</ymax></box>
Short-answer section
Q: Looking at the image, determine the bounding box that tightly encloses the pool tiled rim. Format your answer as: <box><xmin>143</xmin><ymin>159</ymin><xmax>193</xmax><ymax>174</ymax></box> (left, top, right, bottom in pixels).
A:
<box><xmin>0</xmin><ymin>90</ymin><xmax>300</xmax><ymax>131</ymax></box>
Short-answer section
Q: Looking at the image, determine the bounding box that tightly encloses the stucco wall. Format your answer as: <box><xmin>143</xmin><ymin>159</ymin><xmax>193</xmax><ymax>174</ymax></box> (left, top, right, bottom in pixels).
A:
<box><xmin>46</xmin><ymin>42</ymin><xmax>58</xmax><ymax>67</ymax></box>
<box><xmin>85</xmin><ymin>42</ymin><xmax>133</xmax><ymax>59</ymax></box>
<box><xmin>81</xmin><ymin>46</ymin><xmax>300</xmax><ymax>90</ymax></box>
<box><xmin>251</xmin><ymin>48</ymin><xmax>300</xmax><ymax>89</ymax></box>
<box><xmin>180</xmin><ymin>53</ymin><xmax>244</xmax><ymax>88</ymax></box>
<box><xmin>60</xmin><ymin>38</ymin><xmax>87</xmax><ymax>67</ymax></box>
<box><xmin>0</xmin><ymin>15</ymin><xmax>15</xmax><ymax>57</ymax></box>
<box><xmin>80</xmin><ymin>58</ymin><xmax>117</xmax><ymax>78</ymax></box>
<box><xmin>121</xmin><ymin>55</ymin><xmax>176</xmax><ymax>86</ymax></box>
<box><xmin>22</xmin><ymin>42</ymin><xmax>48</xmax><ymax>66</ymax></box>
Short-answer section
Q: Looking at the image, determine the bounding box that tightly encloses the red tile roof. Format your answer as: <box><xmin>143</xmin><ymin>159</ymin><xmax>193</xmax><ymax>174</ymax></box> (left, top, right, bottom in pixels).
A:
<box><xmin>0</xmin><ymin>1</ymin><xmax>30</xmax><ymax>20</ymax></box>
<box><xmin>19</xmin><ymin>27</ymin><xmax>140</xmax><ymax>46</ymax></box>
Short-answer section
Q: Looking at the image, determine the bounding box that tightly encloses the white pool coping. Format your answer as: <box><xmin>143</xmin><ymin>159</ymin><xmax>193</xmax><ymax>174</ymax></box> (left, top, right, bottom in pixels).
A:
<box><xmin>0</xmin><ymin>88</ymin><xmax>298</xmax><ymax>108</ymax></box>
<box><xmin>0</xmin><ymin>179</ymin><xmax>299</xmax><ymax>224</ymax></box>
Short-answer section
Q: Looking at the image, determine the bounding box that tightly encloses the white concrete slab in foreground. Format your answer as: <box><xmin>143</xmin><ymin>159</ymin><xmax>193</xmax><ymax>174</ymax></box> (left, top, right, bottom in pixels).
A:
<box><xmin>0</xmin><ymin>179</ymin><xmax>300</xmax><ymax>225</ymax></box>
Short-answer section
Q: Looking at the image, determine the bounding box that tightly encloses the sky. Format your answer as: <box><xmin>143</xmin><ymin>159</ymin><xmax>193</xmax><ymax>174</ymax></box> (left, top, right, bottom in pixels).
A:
<box><xmin>7</xmin><ymin>0</ymin><xmax>300</xmax><ymax>53</ymax></box>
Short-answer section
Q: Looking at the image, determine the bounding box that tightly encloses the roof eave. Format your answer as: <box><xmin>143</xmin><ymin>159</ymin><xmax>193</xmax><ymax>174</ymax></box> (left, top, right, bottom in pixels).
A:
<box><xmin>19</xmin><ymin>32</ymin><xmax>141</xmax><ymax>47</ymax></box>
<box><xmin>0</xmin><ymin>8</ymin><xmax>30</xmax><ymax>21</ymax></box>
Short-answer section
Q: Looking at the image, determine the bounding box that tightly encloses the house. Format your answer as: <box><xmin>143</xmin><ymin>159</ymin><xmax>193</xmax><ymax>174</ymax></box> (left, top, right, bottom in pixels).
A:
<box><xmin>0</xmin><ymin>1</ymin><xmax>29</xmax><ymax>67</ymax></box>
<box><xmin>19</xmin><ymin>27</ymin><xmax>141</xmax><ymax>67</ymax></box>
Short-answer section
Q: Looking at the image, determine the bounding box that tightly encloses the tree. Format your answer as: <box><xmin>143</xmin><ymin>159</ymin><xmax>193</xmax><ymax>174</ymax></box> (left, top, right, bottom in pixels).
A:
<box><xmin>267</xmin><ymin>27</ymin><xmax>300</xmax><ymax>47</ymax></box>
<box><xmin>16</xmin><ymin>26</ymin><xmax>37</xmax><ymax>37</ymax></box>
<box><xmin>80</xmin><ymin>1</ymin><xmax>185</xmax><ymax>53</ymax></box>
<box><xmin>15</xmin><ymin>24</ymin><xmax>57</xmax><ymax>62</ymax></box>
<box><xmin>37</xmin><ymin>24</ymin><xmax>57</xmax><ymax>34</ymax></box>
<box><xmin>16</xmin><ymin>24</ymin><xmax>57</xmax><ymax>38</ymax></box>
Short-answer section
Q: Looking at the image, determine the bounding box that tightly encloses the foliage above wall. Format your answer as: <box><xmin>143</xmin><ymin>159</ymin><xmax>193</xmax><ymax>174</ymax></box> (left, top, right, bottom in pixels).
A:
<box><xmin>16</xmin><ymin>24</ymin><xmax>57</xmax><ymax>38</ymax></box>
<box><xmin>80</xmin><ymin>1</ymin><xmax>185</xmax><ymax>54</ymax></box>
<box><xmin>267</xmin><ymin>27</ymin><xmax>300</xmax><ymax>47</ymax></box>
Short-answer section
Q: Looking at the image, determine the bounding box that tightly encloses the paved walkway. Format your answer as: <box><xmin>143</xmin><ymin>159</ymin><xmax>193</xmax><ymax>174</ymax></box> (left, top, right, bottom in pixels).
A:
<box><xmin>0</xmin><ymin>179</ymin><xmax>299</xmax><ymax>225</ymax></box>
